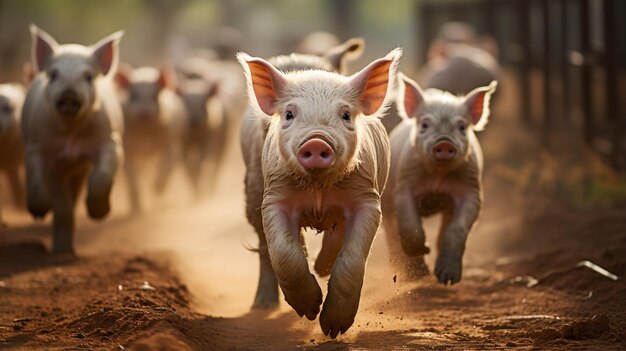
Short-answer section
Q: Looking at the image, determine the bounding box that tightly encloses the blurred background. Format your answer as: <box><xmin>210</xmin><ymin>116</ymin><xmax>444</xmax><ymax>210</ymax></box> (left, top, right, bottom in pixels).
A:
<box><xmin>1</xmin><ymin>0</ymin><xmax>625</xmax><ymax>173</ymax></box>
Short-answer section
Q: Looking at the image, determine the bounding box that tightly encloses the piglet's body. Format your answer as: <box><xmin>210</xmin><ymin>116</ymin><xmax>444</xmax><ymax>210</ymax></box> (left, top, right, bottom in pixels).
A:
<box><xmin>115</xmin><ymin>66</ymin><xmax>187</xmax><ymax>213</ymax></box>
<box><xmin>0</xmin><ymin>84</ymin><xmax>26</xmax><ymax>225</ymax></box>
<box><xmin>239</xmin><ymin>46</ymin><xmax>400</xmax><ymax>338</ymax></box>
<box><xmin>21</xmin><ymin>25</ymin><xmax>124</xmax><ymax>254</ymax></box>
<box><xmin>382</xmin><ymin>74</ymin><xmax>496</xmax><ymax>285</ymax></box>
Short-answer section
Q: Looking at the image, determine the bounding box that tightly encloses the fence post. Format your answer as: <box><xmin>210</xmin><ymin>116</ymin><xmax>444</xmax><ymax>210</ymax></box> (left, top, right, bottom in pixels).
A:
<box><xmin>542</xmin><ymin>0</ymin><xmax>552</xmax><ymax>145</ymax></box>
<box><xmin>603</xmin><ymin>0</ymin><xmax>621</xmax><ymax>169</ymax></box>
<box><xmin>579</xmin><ymin>0</ymin><xmax>594</xmax><ymax>146</ymax></box>
<box><xmin>519</xmin><ymin>0</ymin><xmax>532</xmax><ymax>125</ymax></box>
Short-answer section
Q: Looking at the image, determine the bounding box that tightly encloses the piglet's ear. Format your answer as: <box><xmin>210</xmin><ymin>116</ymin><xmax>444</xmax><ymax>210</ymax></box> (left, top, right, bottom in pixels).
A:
<box><xmin>349</xmin><ymin>48</ymin><xmax>402</xmax><ymax>116</ymax></box>
<box><xmin>399</xmin><ymin>73</ymin><xmax>425</xmax><ymax>119</ymax></box>
<box><xmin>30</xmin><ymin>24</ymin><xmax>58</xmax><ymax>72</ymax></box>
<box><xmin>22</xmin><ymin>62</ymin><xmax>36</xmax><ymax>87</ymax></box>
<box><xmin>324</xmin><ymin>37</ymin><xmax>365</xmax><ymax>75</ymax></box>
<box><xmin>157</xmin><ymin>67</ymin><xmax>176</xmax><ymax>91</ymax></box>
<box><xmin>463</xmin><ymin>80</ymin><xmax>497</xmax><ymax>131</ymax></box>
<box><xmin>90</xmin><ymin>30</ymin><xmax>123</xmax><ymax>76</ymax></box>
<box><xmin>206</xmin><ymin>83</ymin><xmax>219</xmax><ymax>99</ymax></box>
<box><xmin>114</xmin><ymin>62</ymin><xmax>132</xmax><ymax>90</ymax></box>
<box><xmin>237</xmin><ymin>52</ymin><xmax>287</xmax><ymax>116</ymax></box>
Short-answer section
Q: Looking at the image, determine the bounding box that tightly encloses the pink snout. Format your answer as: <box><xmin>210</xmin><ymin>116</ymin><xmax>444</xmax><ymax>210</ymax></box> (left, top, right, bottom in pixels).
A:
<box><xmin>432</xmin><ymin>141</ymin><xmax>457</xmax><ymax>161</ymax></box>
<box><xmin>297</xmin><ymin>138</ymin><xmax>335</xmax><ymax>170</ymax></box>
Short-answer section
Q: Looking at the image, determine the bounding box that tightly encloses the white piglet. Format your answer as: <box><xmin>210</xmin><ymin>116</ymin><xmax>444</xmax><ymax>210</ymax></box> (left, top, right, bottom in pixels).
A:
<box><xmin>238</xmin><ymin>49</ymin><xmax>401</xmax><ymax>338</ymax></box>
<box><xmin>21</xmin><ymin>25</ymin><xmax>124</xmax><ymax>254</ymax></box>
<box><xmin>0</xmin><ymin>83</ymin><xmax>26</xmax><ymax>225</ymax></box>
<box><xmin>382</xmin><ymin>73</ymin><xmax>497</xmax><ymax>285</ymax></box>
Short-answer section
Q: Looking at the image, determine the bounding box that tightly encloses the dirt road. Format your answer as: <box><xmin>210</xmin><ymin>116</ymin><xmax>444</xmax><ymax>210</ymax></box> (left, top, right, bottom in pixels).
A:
<box><xmin>1</xmin><ymin>76</ymin><xmax>625</xmax><ymax>350</ymax></box>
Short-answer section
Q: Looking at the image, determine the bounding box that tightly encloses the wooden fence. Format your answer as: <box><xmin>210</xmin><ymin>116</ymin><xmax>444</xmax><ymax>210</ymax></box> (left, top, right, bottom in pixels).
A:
<box><xmin>417</xmin><ymin>0</ymin><xmax>625</xmax><ymax>169</ymax></box>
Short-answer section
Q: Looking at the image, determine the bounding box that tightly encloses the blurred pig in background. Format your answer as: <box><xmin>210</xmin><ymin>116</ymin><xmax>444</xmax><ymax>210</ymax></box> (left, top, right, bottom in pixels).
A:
<box><xmin>21</xmin><ymin>25</ymin><xmax>124</xmax><ymax>254</ymax></box>
<box><xmin>0</xmin><ymin>83</ymin><xmax>26</xmax><ymax>226</ymax></box>
<box><xmin>115</xmin><ymin>65</ymin><xmax>187</xmax><ymax>214</ymax></box>
<box><xmin>421</xmin><ymin>22</ymin><xmax>500</xmax><ymax>96</ymax></box>
<box><xmin>177</xmin><ymin>78</ymin><xmax>224</xmax><ymax>193</ymax></box>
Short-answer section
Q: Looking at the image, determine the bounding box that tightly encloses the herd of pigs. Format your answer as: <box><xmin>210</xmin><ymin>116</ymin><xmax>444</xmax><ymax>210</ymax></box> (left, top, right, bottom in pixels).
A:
<box><xmin>0</xmin><ymin>23</ymin><xmax>499</xmax><ymax>338</ymax></box>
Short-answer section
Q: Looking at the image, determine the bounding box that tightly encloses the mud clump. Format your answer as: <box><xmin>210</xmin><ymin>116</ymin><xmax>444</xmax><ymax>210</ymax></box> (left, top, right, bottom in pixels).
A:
<box><xmin>530</xmin><ymin>327</ymin><xmax>562</xmax><ymax>344</ymax></box>
<box><xmin>561</xmin><ymin>315</ymin><xmax>610</xmax><ymax>340</ymax></box>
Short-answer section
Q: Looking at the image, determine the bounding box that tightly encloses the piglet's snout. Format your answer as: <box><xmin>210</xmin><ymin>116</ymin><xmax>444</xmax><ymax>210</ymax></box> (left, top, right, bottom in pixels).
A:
<box><xmin>297</xmin><ymin>138</ymin><xmax>335</xmax><ymax>170</ymax></box>
<box><xmin>56</xmin><ymin>90</ymin><xmax>83</xmax><ymax>117</ymax></box>
<box><xmin>432</xmin><ymin>141</ymin><xmax>457</xmax><ymax>161</ymax></box>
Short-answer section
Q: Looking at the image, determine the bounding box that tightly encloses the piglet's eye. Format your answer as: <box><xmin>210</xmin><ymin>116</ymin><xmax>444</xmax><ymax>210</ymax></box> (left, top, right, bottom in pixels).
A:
<box><xmin>342</xmin><ymin>111</ymin><xmax>351</xmax><ymax>121</ymax></box>
<box><xmin>421</xmin><ymin>121</ymin><xmax>429</xmax><ymax>130</ymax></box>
<box><xmin>459</xmin><ymin>124</ymin><xmax>466</xmax><ymax>133</ymax></box>
<box><xmin>85</xmin><ymin>72</ymin><xmax>94</xmax><ymax>83</ymax></box>
<box><xmin>49</xmin><ymin>69</ymin><xmax>58</xmax><ymax>81</ymax></box>
<box><xmin>285</xmin><ymin>111</ymin><xmax>294</xmax><ymax>120</ymax></box>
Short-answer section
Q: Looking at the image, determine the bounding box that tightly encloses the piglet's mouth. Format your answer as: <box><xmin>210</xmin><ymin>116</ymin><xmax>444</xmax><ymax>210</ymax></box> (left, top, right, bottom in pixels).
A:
<box><xmin>56</xmin><ymin>97</ymin><xmax>83</xmax><ymax>117</ymax></box>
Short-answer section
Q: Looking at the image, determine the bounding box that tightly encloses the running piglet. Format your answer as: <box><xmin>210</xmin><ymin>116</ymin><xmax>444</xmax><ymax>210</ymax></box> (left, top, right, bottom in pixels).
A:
<box><xmin>21</xmin><ymin>25</ymin><xmax>124</xmax><ymax>254</ymax></box>
<box><xmin>382</xmin><ymin>73</ymin><xmax>497</xmax><ymax>285</ymax></box>
<box><xmin>238</xmin><ymin>48</ymin><xmax>401</xmax><ymax>338</ymax></box>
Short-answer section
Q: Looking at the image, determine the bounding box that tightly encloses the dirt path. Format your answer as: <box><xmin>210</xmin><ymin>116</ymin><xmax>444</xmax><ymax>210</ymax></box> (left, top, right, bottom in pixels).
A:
<box><xmin>1</xmin><ymin>75</ymin><xmax>625</xmax><ymax>350</ymax></box>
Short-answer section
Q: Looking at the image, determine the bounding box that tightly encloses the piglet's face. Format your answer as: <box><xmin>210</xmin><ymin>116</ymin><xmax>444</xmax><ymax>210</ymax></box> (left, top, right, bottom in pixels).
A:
<box><xmin>239</xmin><ymin>49</ymin><xmax>401</xmax><ymax>186</ymax></box>
<box><xmin>116</xmin><ymin>67</ymin><xmax>173</xmax><ymax>123</ymax></box>
<box><xmin>400</xmin><ymin>74</ymin><xmax>496</xmax><ymax>168</ymax></box>
<box><xmin>30</xmin><ymin>25</ymin><xmax>122</xmax><ymax>120</ymax></box>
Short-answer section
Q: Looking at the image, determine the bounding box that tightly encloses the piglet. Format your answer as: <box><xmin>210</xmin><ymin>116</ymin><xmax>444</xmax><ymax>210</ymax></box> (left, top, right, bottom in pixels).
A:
<box><xmin>115</xmin><ymin>65</ymin><xmax>187</xmax><ymax>213</ymax></box>
<box><xmin>21</xmin><ymin>25</ymin><xmax>124</xmax><ymax>253</ymax></box>
<box><xmin>238</xmin><ymin>48</ymin><xmax>401</xmax><ymax>338</ymax></box>
<box><xmin>382</xmin><ymin>73</ymin><xmax>497</xmax><ymax>285</ymax></box>
<box><xmin>177</xmin><ymin>79</ymin><xmax>223</xmax><ymax>192</ymax></box>
<box><xmin>0</xmin><ymin>83</ymin><xmax>26</xmax><ymax>225</ymax></box>
<box><xmin>240</xmin><ymin>39</ymin><xmax>365</xmax><ymax>314</ymax></box>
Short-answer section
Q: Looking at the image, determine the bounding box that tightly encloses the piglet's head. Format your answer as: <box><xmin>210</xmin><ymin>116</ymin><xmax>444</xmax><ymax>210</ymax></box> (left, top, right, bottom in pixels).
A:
<box><xmin>115</xmin><ymin>65</ymin><xmax>175</xmax><ymax>123</ymax></box>
<box><xmin>239</xmin><ymin>48</ymin><xmax>401</xmax><ymax>186</ymax></box>
<box><xmin>30</xmin><ymin>24</ymin><xmax>123</xmax><ymax>120</ymax></box>
<box><xmin>399</xmin><ymin>73</ymin><xmax>496</xmax><ymax>168</ymax></box>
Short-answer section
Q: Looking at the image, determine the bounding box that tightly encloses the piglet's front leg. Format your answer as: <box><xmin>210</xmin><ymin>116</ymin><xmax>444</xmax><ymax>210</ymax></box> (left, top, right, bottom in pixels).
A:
<box><xmin>394</xmin><ymin>187</ymin><xmax>430</xmax><ymax>255</ymax></box>
<box><xmin>25</xmin><ymin>146</ymin><xmax>51</xmax><ymax>219</ymax></box>
<box><xmin>262</xmin><ymin>200</ymin><xmax>322</xmax><ymax>320</ymax></box>
<box><xmin>86</xmin><ymin>139</ymin><xmax>120</xmax><ymax>219</ymax></box>
<box><xmin>320</xmin><ymin>201</ymin><xmax>380</xmax><ymax>339</ymax></box>
<box><xmin>435</xmin><ymin>193</ymin><xmax>481</xmax><ymax>285</ymax></box>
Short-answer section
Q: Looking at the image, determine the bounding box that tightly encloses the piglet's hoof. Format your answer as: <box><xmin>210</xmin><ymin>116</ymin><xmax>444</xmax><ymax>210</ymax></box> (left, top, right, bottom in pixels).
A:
<box><xmin>86</xmin><ymin>197</ymin><xmax>110</xmax><ymax>220</ymax></box>
<box><xmin>283</xmin><ymin>274</ymin><xmax>322</xmax><ymax>321</ymax></box>
<box><xmin>435</xmin><ymin>250</ymin><xmax>463</xmax><ymax>286</ymax></box>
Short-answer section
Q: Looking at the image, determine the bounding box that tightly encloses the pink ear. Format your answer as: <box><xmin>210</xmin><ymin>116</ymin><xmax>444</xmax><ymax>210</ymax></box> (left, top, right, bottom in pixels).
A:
<box><xmin>463</xmin><ymin>81</ymin><xmax>497</xmax><ymax>130</ymax></box>
<box><xmin>22</xmin><ymin>62</ymin><xmax>35</xmax><ymax>87</ymax></box>
<box><xmin>30</xmin><ymin>24</ymin><xmax>58</xmax><ymax>72</ymax></box>
<box><xmin>237</xmin><ymin>53</ymin><xmax>286</xmax><ymax>116</ymax></box>
<box><xmin>400</xmin><ymin>74</ymin><xmax>425</xmax><ymax>118</ymax></box>
<box><xmin>207</xmin><ymin>83</ymin><xmax>219</xmax><ymax>99</ymax></box>
<box><xmin>91</xmin><ymin>31</ymin><xmax>123</xmax><ymax>75</ymax></box>
<box><xmin>114</xmin><ymin>62</ymin><xmax>132</xmax><ymax>90</ymax></box>
<box><xmin>349</xmin><ymin>48</ymin><xmax>401</xmax><ymax>116</ymax></box>
<box><xmin>157</xmin><ymin>68</ymin><xmax>176</xmax><ymax>91</ymax></box>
